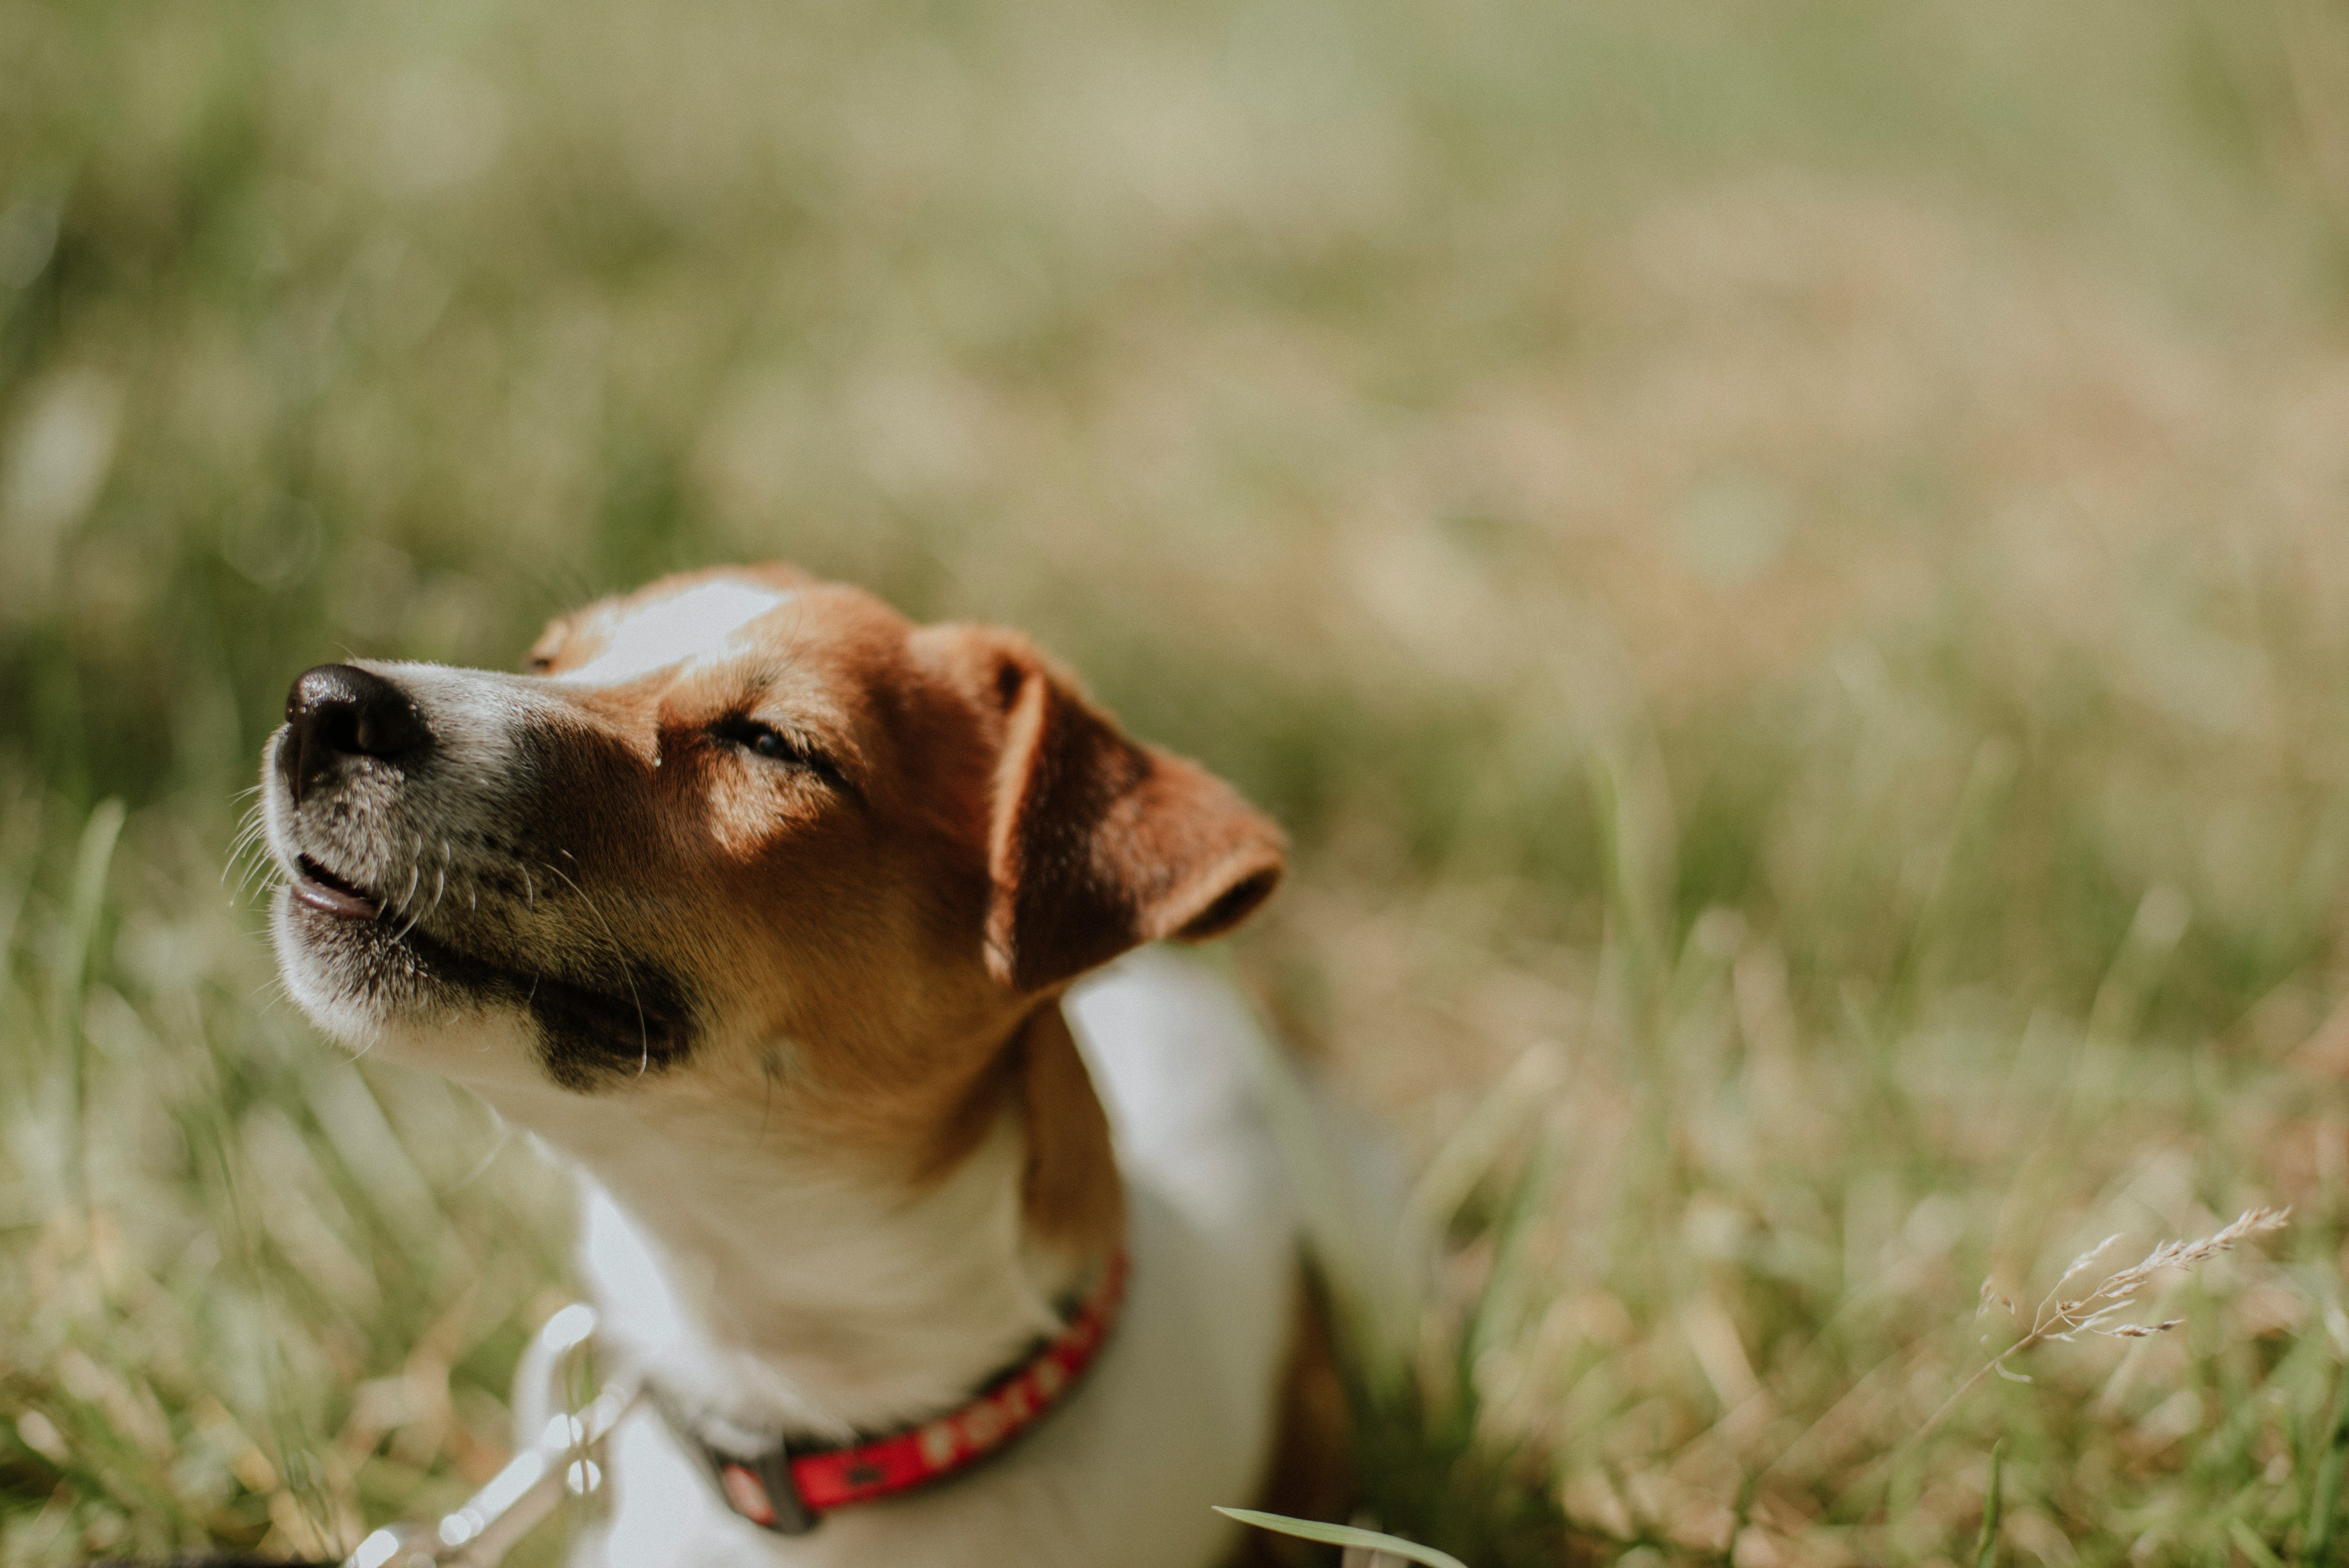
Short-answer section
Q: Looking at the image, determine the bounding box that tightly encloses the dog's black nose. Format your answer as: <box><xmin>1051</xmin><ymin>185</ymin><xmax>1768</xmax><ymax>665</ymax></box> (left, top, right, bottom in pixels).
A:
<box><xmin>282</xmin><ymin>664</ymin><xmax>430</xmax><ymax>803</ymax></box>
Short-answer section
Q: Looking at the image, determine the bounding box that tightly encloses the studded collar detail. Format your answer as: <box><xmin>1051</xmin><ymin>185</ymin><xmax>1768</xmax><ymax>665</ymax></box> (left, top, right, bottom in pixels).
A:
<box><xmin>654</xmin><ymin>1250</ymin><xmax>1131</xmax><ymax>1535</ymax></box>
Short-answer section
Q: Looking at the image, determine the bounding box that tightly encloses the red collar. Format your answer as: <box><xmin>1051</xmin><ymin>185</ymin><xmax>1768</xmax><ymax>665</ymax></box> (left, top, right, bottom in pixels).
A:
<box><xmin>655</xmin><ymin>1250</ymin><xmax>1130</xmax><ymax>1536</ymax></box>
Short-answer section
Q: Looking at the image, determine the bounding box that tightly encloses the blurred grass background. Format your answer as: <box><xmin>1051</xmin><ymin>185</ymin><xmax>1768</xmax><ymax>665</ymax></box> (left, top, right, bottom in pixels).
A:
<box><xmin>7</xmin><ymin>0</ymin><xmax>2349</xmax><ymax>1559</ymax></box>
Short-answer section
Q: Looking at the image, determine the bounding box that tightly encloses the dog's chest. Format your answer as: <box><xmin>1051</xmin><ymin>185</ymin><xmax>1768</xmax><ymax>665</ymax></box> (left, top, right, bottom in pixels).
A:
<box><xmin>575</xmin><ymin>952</ymin><xmax>1302</xmax><ymax>1568</ymax></box>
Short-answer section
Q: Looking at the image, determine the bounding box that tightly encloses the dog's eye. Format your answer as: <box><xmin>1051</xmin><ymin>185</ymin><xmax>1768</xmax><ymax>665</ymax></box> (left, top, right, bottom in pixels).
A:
<box><xmin>708</xmin><ymin>717</ymin><xmax>847</xmax><ymax>791</ymax></box>
<box><xmin>711</xmin><ymin>717</ymin><xmax>804</xmax><ymax>761</ymax></box>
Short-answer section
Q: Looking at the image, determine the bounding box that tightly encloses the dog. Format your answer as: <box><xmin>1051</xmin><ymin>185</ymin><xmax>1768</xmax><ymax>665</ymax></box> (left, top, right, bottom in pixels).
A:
<box><xmin>260</xmin><ymin>564</ymin><xmax>1355</xmax><ymax>1568</ymax></box>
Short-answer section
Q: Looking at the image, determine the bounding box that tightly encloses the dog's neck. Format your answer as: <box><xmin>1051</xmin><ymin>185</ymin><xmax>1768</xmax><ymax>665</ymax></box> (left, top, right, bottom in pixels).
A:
<box><xmin>467</xmin><ymin>1003</ymin><xmax>1124</xmax><ymax>1444</ymax></box>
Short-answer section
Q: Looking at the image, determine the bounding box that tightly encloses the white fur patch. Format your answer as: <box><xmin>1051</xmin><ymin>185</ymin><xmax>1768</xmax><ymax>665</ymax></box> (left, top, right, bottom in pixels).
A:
<box><xmin>557</xmin><ymin>581</ymin><xmax>795</xmax><ymax>686</ymax></box>
<box><xmin>362</xmin><ymin>661</ymin><xmax>542</xmax><ymax>768</ymax></box>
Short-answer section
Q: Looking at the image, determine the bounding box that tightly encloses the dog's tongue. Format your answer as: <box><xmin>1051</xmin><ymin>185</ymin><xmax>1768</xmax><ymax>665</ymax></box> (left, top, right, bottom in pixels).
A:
<box><xmin>295</xmin><ymin>859</ymin><xmax>382</xmax><ymax>920</ymax></box>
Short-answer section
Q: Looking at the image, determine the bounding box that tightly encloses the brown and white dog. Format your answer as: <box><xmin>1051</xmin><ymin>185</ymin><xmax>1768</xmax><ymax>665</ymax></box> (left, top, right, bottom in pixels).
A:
<box><xmin>259</xmin><ymin>565</ymin><xmax>1353</xmax><ymax>1568</ymax></box>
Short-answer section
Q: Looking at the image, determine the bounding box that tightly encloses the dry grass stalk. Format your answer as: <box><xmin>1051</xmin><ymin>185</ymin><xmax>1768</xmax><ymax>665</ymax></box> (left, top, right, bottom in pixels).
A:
<box><xmin>1903</xmin><ymin>1207</ymin><xmax>2292</xmax><ymax>1465</ymax></box>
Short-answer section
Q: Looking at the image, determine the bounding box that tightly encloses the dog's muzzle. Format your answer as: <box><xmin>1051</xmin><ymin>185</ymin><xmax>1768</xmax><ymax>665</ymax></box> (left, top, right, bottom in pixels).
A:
<box><xmin>264</xmin><ymin>658</ymin><xmax>700</xmax><ymax>1085</ymax></box>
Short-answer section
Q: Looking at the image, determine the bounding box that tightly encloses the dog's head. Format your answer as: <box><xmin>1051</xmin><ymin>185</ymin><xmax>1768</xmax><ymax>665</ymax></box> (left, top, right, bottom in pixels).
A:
<box><xmin>260</xmin><ymin>564</ymin><xmax>1283</xmax><ymax>1125</ymax></box>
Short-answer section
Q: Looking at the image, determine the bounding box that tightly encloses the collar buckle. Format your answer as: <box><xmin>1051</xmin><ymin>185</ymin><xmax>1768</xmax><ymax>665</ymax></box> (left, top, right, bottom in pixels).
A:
<box><xmin>652</xmin><ymin>1390</ymin><xmax>819</xmax><ymax>1536</ymax></box>
<box><xmin>709</xmin><ymin>1443</ymin><xmax>818</xmax><ymax>1536</ymax></box>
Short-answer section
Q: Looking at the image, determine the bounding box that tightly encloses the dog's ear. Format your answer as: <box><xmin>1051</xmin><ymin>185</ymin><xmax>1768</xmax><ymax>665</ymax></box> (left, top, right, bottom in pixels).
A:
<box><xmin>927</xmin><ymin>627</ymin><xmax>1286</xmax><ymax>993</ymax></box>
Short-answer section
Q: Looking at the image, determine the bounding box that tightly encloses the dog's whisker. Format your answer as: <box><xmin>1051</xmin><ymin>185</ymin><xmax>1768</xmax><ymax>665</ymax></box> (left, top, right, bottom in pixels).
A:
<box><xmin>222</xmin><ymin>809</ymin><xmax>273</xmax><ymax>892</ymax></box>
<box><xmin>543</xmin><ymin>854</ymin><xmax>652</xmax><ymax>1076</ymax></box>
<box><xmin>231</xmin><ymin>845</ymin><xmax>280</xmax><ymax>906</ymax></box>
<box><xmin>379</xmin><ymin>833</ymin><xmax>423</xmax><ymax>940</ymax></box>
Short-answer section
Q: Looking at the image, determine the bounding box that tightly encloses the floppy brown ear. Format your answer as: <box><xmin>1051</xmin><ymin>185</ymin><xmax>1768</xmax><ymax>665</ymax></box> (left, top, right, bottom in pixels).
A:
<box><xmin>961</xmin><ymin>632</ymin><xmax>1285</xmax><ymax>993</ymax></box>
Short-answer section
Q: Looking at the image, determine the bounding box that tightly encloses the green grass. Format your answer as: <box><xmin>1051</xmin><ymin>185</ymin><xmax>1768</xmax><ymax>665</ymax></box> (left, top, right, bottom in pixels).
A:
<box><xmin>7</xmin><ymin>0</ymin><xmax>2349</xmax><ymax>1559</ymax></box>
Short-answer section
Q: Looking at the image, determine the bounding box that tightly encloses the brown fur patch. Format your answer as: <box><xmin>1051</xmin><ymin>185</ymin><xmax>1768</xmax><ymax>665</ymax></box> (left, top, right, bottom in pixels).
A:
<box><xmin>458</xmin><ymin>570</ymin><xmax>1287</xmax><ymax>1210</ymax></box>
<box><xmin>1011</xmin><ymin>1003</ymin><xmax>1126</xmax><ymax>1255</ymax></box>
<box><xmin>1224</xmin><ymin>1274</ymin><xmax>1357</xmax><ymax>1568</ymax></box>
<box><xmin>957</xmin><ymin>627</ymin><xmax>1287</xmax><ymax>993</ymax></box>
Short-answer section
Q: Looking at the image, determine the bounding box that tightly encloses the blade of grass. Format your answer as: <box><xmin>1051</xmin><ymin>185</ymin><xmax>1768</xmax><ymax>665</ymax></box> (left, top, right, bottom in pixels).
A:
<box><xmin>55</xmin><ymin>798</ymin><xmax>125</xmax><ymax>1213</ymax></box>
<box><xmin>2231</xmin><ymin>1518</ymin><xmax>2285</xmax><ymax>1568</ymax></box>
<box><xmin>2305</xmin><ymin>1386</ymin><xmax>2347</xmax><ymax>1565</ymax></box>
<box><xmin>1214</xmin><ymin>1507</ymin><xmax>1472</xmax><ymax>1568</ymax></box>
<box><xmin>1973</xmin><ymin>1438</ymin><xmax>2003</xmax><ymax>1568</ymax></box>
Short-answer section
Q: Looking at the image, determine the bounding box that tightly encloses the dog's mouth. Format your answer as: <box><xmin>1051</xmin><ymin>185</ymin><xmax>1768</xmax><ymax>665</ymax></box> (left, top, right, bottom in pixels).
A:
<box><xmin>282</xmin><ymin>844</ymin><xmax>697</xmax><ymax>1087</ymax></box>
<box><xmin>293</xmin><ymin>854</ymin><xmax>384</xmax><ymax>921</ymax></box>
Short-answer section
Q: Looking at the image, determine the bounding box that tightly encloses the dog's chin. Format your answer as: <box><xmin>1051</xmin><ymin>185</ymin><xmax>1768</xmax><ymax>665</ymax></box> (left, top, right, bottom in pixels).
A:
<box><xmin>269</xmin><ymin>878</ymin><xmax>700</xmax><ymax>1094</ymax></box>
<box><xmin>271</xmin><ymin>882</ymin><xmax>478</xmax><ymax>1040</ymax></box>
<box><xmin>269</xmin><ymin>884</ymin><xmax>563</xmax><ymax>1087</ymax></box>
